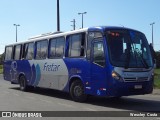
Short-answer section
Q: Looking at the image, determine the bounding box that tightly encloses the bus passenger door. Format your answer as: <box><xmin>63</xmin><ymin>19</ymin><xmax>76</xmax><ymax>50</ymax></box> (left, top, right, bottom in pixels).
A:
<box><xmin>90</xmin><ymin>39</ymin><xmax>107</xmax><ymax>96</ymax></box>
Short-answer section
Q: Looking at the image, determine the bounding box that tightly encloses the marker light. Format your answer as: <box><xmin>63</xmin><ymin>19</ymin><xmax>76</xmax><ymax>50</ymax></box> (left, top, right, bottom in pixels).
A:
<box><xmin>109</xmin><ymin>32</ymin><xmax>120</xmax><ymax>37</ymax></box>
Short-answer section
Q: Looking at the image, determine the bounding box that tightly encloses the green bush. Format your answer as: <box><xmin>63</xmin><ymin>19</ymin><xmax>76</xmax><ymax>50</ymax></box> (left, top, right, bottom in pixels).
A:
<box><xmin>154</xmin><ymin>69</ymin><xmax>160</xmax><ymax>89</ymax></box>
<box><xmin>0</xmin><ymin>65</ymin><xmax>3</xmax><ymax>74</ymax></box>
<box><xmin>0</xmin><ymin>65</ymin><xmax>3</xmax><ymax>69</ymax></box>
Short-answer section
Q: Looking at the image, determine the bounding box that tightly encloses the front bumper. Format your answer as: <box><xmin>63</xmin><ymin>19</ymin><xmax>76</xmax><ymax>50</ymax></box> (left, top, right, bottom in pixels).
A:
<box><xmin>107</xmin><ymin>80</ymin><xmax>154</xmax><ymax>97</ymax></box>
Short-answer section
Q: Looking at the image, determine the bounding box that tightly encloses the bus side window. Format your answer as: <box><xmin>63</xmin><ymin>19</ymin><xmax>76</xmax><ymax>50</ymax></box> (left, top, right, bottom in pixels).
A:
<box><xmin>68</xmin><ymin>33</ymin><xmax>85</xmax><ymax>57</ymax></box>
<box><xmin>56</xmin><ymin>37</ymin><xmax>65</xmax><ymax>58</ymax></box>
<box><xmin>87</xmin><ymin>33</ymin><xmax>92</xmax><ymax>60</ymax></box>
<box><xmin>35</xmin><ymin>40</ymin><xmax>48</xmax><ymax>59</ymax></box>
<box><xmin>87</xmin><ymin>32</ymin><xmax>103</xmax><ymax>60</ymax></box>
<box><xmin>23</xmin><ymin>43</ymin><xmax>28</xmax><ymax>59</ymax></box>
<box><xmin>5</xmin><ymin>46</ymin><xmax>13</xmax><ymax>60</ymax></box>
<box><xmin>13</xmin><ymin>44</ymin><xmax>22</xmax><ymax>60</ymax></box>
<box><xmin>49</xmin><ymin>38</ymin><xmax>56</xmax><ymax>58</ymax></box>
<box><xmin>80</xmin><ymin>33</ymin><xmax>85</xmax><ymax>56</ymax></box>
<box><xmin>93</xmin><ymin>41</ymin><xmax>105</xmax><ymax>66</ymax></box>
<box><xmin>49</xmin><ymin>37</ymin><xmax>65</xmax><ymax>58</ymax></box>
<box><xmin>24</xmin><ymin>42</ymin><xmax>34</xmax><ymax>60</ymax></box>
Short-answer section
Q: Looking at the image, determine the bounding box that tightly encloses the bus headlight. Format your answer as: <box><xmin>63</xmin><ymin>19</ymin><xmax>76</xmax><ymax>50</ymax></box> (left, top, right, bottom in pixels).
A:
<box><xmin>112</xmin><ymin>71</ymin><xmax>121</xmax><ymax>80</ymax></box>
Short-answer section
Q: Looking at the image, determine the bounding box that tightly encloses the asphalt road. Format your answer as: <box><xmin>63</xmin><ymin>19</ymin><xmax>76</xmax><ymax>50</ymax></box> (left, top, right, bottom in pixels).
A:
<box><xmin>0</xmin><ymin>74</ymin><xmax>160</xmax><ymax>120</ymax></box>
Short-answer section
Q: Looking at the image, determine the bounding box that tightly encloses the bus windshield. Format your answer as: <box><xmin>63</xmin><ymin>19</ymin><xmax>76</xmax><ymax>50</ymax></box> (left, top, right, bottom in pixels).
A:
<box><xmin>106</xmin><ymin>29</ymin><xmax>153</xmax><ymax>68</ymax></box>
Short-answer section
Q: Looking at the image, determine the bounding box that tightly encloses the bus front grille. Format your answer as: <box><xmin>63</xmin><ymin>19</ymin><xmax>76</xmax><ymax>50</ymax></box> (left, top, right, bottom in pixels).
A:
<box><xmin>123</xmin><ymin>77</ymin><xmax>149</xmax><ymax>82</ymax></box>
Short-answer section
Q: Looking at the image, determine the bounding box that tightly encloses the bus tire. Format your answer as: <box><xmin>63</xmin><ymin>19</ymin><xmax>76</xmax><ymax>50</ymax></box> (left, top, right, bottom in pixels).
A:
<box><xmin>19</xmin><ymin>75</ymin><xmax>28</xmax><ymax>91</ymax></box>
<box><xmin>110</xmin><ymin>96</ymin><xmax>122</xmax><ymax>100</ymax></box>
<box><xmin>70</xmin><ymin>80</ymin><xmax>87</xmax><ymax>102</ymax></box>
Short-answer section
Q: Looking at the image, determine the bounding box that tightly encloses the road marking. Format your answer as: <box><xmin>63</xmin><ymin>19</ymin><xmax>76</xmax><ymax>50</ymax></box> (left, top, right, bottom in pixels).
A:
<box><xmin>58</xmin><ymin>103</ymin><xmax>75</xmax><ymax>108</ymax></box>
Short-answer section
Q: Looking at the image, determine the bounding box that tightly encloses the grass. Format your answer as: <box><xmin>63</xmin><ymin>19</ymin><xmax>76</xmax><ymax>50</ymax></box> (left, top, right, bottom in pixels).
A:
<box><xmin>0</xmin><ymin>65</ymin><xmax>3</xmax><ymax>74</ymax></box>
<box><xmin>154</xmin><ymin>68</ymin><xmax>160</xmax><ymax>89</ymax></box>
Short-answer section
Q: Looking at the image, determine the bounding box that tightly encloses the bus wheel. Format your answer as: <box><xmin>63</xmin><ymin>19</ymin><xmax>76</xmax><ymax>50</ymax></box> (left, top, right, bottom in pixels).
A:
<box><xmin>19</xmin><ymin>76</ymin><xmax>28</xmax><ymax>91</ymax></box>
<box><xmin>70</xmin><ymin>80</ymin><xmax>87</xmax><ymax>102</ymax></box>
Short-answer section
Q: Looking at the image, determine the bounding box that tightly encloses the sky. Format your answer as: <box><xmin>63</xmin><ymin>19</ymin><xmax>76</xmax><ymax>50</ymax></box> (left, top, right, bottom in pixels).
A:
<box><xmin>0</xmin><ymin>0</ymin><xmax>160</xmax><ymax>54</ymax></box>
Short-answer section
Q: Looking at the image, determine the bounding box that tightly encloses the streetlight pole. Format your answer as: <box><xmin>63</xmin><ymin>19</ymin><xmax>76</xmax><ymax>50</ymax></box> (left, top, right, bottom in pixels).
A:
<box><xmin>13</xmin><ymin>24</ymin><xmax>20</xmax><ymax>42</ymax></box>
<box><xmin>150</xmin><ymin>22</ymin><xmax>155</xmax><ymax>49</ymax></box>
<box><xmin>57</xmin><ymin>0</ymin><xmax>60</xmax><ymax>31</ymax></box>
<box><xmin>78</xmin><ymin>12</ymin><xmax>87</xmax><ymax>29</ymax></box>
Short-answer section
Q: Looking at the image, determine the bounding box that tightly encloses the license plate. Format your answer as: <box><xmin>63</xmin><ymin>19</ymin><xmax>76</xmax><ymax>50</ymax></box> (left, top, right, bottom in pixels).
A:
<box><xmin>134</xmin><ymin>85</ymin><xmax>142</xmax><ymax>89</ymax></box>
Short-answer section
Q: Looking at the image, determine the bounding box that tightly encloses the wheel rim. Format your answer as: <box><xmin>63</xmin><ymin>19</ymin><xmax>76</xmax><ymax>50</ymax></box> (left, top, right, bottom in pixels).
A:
<box><xmin>74</xmin><ymin>86</ymin><xmax>83</xmax><ymax>97</ymax></box>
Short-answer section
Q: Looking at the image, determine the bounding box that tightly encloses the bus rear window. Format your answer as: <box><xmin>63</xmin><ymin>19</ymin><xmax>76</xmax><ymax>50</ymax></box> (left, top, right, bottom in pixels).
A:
<box><xmin>5</xmin><ymin>46</ymin><xmax>13</xmax><ymax>60</ymax></box>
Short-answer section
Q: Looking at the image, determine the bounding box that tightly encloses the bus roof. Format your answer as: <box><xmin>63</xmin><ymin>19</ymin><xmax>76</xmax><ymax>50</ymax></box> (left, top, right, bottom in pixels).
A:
<box><xmin>5</xmin><ymin>26</ymin><xmax>142</xmax><ymax>46</ymax></box>
<box><xmin>28</xmin><ymin>28</ymin><xmax>88</xmax><ymax>41</ymax></box>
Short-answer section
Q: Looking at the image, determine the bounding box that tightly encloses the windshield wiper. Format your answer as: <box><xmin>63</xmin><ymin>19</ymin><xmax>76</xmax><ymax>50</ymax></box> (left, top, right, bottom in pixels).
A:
<box><xmin>135</xmin><ymin>48</ymin><xmax>149</xmax><ymax>69</ymax></box>
<box><xmin>125</xmin><ymin>48</ymin><xmax>131</xmax><ymax>69</ymax></box>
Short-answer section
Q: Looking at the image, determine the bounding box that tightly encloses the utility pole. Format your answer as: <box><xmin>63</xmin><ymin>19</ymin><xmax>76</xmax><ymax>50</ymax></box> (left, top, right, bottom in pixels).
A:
<box><xmin>150</xmin><ymin>22</ymin><xmax>155</xmax><ymax>49</ymax></box>
<box><xmin>57</xmin><ymin>0</ymin><xmax>60</xmax><ymax>31</ymax></box>
<box><xmin>71</xmin><ymin>19</ymin><xmax>76</xmax><ymax>30</ymax></box>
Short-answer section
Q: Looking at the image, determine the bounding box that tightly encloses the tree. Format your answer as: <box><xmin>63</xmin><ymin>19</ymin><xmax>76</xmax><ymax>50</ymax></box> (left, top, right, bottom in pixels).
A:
<box><xmin>156</xmin><ymin>52</ymin><xmax>160</xmax><ymax>68</ymax></box>
<box><xmin>0</xmin><ymin>53</ymin><xmax>4</xmax><ymax>65</ymax></box>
